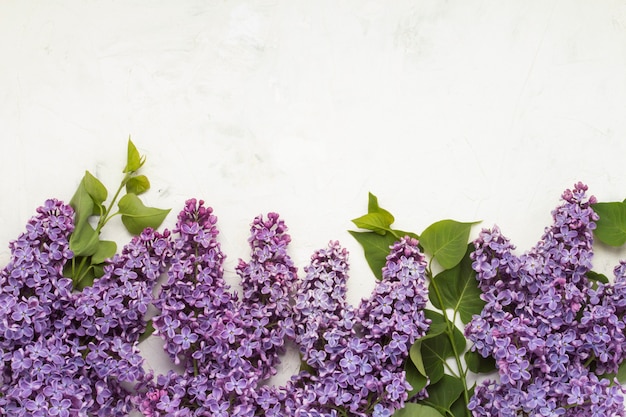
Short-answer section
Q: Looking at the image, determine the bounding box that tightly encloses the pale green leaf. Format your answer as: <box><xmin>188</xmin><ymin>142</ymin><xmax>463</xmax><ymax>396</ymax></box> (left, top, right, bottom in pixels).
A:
<box><xmin>69</xmin><ymin>221</ymin><xmax>100</xmax><ymax>257</ymax></box>
<box><xmin>420</xmin><ymin>219</ymin><xmax>478</xmax><ymax>269</ymax></box>
<box><xmin>91</xmin><ymin>240</ymin><xmax>117</xmax><ymax>264</ymax></box>
<box><xmin>126</xmin><ymin>175</ymin><xmax>151</xmax><ymax>195</ymax></box>
<box><xmin>69</xmin><ymin>180</ymin><xmax>95</xmax><ymax>226</ymax></box>
<box><xmin>118</xmin><ymin>193</ymin><xmax>170</xmax><ymax>235</ymax></box>
<box><xmin>124</xmin><ymin>138</ymin><xmax>145</xmax><ymax>173</ymax></box>
<box><xmin>351</xmin><ymin>212</ymin><xmax>393</xmax><ymax>234</ymax></box>
<box><xmin>83</xmin><ymin>170</ymin><xmax>107</xmax><ymax>204</ymax></box>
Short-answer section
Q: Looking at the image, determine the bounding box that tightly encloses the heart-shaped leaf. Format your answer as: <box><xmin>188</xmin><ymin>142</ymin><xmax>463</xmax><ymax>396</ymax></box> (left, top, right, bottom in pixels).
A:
<box><xmin>593</xmin><ymin>202</ymin><xmax>626</xmax><ymax>246</ymax></box>
<box><xmin>420</xmin><ymin>220</ymin><xmax>478</xmax><ymax>269</ymax></box>
<box><xmin>349</xmin><ymin>231</ymin><xmax>398</xmax><ymax>280</ymax></box>
<box><xmin>429</xmin><ymin>244</ymin><xmax>484</xmax><ymax>324</ymax></box>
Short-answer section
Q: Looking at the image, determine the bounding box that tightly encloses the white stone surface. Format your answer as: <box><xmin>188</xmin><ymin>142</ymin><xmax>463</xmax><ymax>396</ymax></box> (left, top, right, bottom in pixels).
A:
<box><xmin>1</xmin><ymin>0</ymin><xmax>626</xmax><ymax>413</ymax></box>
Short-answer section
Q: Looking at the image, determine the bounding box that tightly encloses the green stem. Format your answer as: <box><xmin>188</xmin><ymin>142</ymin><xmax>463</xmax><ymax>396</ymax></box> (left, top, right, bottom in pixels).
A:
<box><xmin>427</xmin><ymin>263</ymin><xmax>472</xmax><ymax>417</ymax></box>
<box><xmin>72</xmin><ymin>256</ymin><xmax>91</xmax><ymax>286</ymax></box>
<box><xmin>97</xmin><ymin>172</ymin><xmax>132</xmax><ymax>231</ymax></box>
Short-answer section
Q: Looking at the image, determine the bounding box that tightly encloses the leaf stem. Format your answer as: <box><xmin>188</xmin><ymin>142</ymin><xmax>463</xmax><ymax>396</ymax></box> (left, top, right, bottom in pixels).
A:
<box><xmin>427</xmin><ymin>263</ymin><xmax>472</xmax><ymax>417</ymax></box>
<box><xmin>98</xmin><ymin>172</ymin><xmax>132</xmax><ymax>231</ymax></box>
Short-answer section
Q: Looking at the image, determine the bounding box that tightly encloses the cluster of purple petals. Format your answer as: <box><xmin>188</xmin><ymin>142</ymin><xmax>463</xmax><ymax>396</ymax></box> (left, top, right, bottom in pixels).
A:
<box><xmin>286</xmin><ymin>236</ymin><xmax>431</xmax><ymax>416</ymax></box>
<box><xmin>466</xmin><ymin>183</ymin><xmax>626</xmax><ymax>417</ymax></box>
<box><xmin>139</xmin><ymin>201</ymin><xmax>431</xmax><ymax>417</ymax></box>
<box><xmin>140</xmin><ymin>200</ymin><xmax>299</xmax><ymax>416</ymax></box>
<box><xmin>0</xmin><ymin>199</ymin><xmax>168</xmax><ymax>416</ymax></box>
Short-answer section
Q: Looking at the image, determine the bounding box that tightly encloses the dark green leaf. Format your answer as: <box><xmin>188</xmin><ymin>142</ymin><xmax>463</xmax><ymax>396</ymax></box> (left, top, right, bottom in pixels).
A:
<box><xmin>419</xmin><ymin>325</ymin><xmax>466</xmax><ymax>385</ymax></box>
<box><xmin>424</xmin><ymin>374</ymin><xmax>465</xmax><ymax>414</ymax></box>
<box><xmin>393</xmin><ymin>403</ymin><xmax>444</xmax><ymax>417</ymax></box>
<box><xmin>422</xmin><ymin>309</ymin><xmax>448</xmax><ymax>340</ymax></box>
<box><xmin>351</xmin><ymin>212</ymin><xmax>393</xmax><ymax>234</ymax></box>
<box><xmin>139</xmin><ymin>320</ymin><xmax>155</xmax><ymax>344</ymax></box>
<box><xmin>465</xmin><ymin>349</ymin><xmax>496</xmax><ymax>374</ymax></box>
<box><xmin>429</xmin><ymin>244</ymin><xmax>484</xmax><ymax>324</ymax></box>
<box><xmin>421</xmin><ymin>220</ymin><xmax>478</xmax><ymax>270</ymax></box>
<box><xmin>92</xmin><ymin>264</ymin><xmax>105</xmax><ymax>279</ymax></box>
<box><xmin>126</xmin><ymin>175</ymin><xmax>150</xmax><ymax>195</ymax></box>
<box><xmin>91</xmin><ymin>240</ymin><xmax>117</xmax><ymax>264</ymax></box>
<box><xmin>118</xmin><ymin>193</ymin><xmax>170</xmax><ymax>235</ymax></box>
<box><xmin>349</xmin><ymin>231</ymin><xmax>398</xmax><ymax>280</ymax></box>
<box><xmin>450</xmin><ymin>386</ymin><xmax>473</xmax><ymax>417</ymax></box>
<box><xmin>405</xmin><ymin>354</ymin><xmax>428</xmax><ymax>397</ymax></box>
<box><xmin>592</xmin><ymin>202</ymin><xmax>626</xmax><ymax>246</ymax></box>
<box><xmin>83</xmin><ymin>170</ymin><xmax>107</xmax><ymax>204</ymax></box>
<box><xmin>617</xmin><ymin>360</ymin><xmax>626</xmax><ymax>384</ymax></box>
<box><xmin>72</xmin><ymin>262</ymin><xmax>96</xmax><ymax>290</ymax></box>
<box><xmin>124</xmin><ymin>138</ymin><xmax>145</xmax><ymax>173</ymax></box>
<box><xmin>69</xmin><ymin>221</ymin><xmax>100</xmax><ymax>257</ymax></box>
<box><xmin>586</xmin><ymin>270</ymin><xmax>609</xmax><ymax>285</ymax></box>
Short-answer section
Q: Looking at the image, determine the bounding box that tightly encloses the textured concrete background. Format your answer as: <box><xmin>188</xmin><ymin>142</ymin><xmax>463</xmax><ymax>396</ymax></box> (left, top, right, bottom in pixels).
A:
<box><xmin>1</xmin><ymin>0</ymin><xmax>626</xmax><ymax>403</ymax></box>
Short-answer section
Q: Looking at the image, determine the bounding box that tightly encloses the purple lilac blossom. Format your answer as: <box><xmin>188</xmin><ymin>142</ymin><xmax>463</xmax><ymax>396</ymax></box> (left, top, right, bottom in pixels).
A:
<box><xmin>141</xmin><ymin>200</ymin><xmax>299</xmax><ymax>416</ymax></box>
<box><xmin>139</xmin><ymin>201</ymin><xmax>431</xmax><ymax>416</ymax></box>
<box><xmin>466</xmin><ymin>182</ymin><xmax>626</xmax><ymax>417</ymax></box>
<box><xmin>0</xmin><ymin>199</ymin><xmax>170</xmax><ymax>416</ymax></box>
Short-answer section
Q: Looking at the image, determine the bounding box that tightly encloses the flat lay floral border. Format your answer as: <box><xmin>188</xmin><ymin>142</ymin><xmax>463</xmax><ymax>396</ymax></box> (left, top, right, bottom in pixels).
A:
<box><xmin>2</xmin><ymin>141</ymin><xmax>626</xmax><ymax>417</ymax></box>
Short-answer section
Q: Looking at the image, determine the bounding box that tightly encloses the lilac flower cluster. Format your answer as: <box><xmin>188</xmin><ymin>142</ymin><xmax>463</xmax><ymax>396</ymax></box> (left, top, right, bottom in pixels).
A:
<box><xmin>466</xmin><ymin>183</ymin><xmax>626</xmax><ymax>417</ymax></box>
<box><xmin>287</xmin><ymin>237</ymin><xmax>431</xmax><ymax>416</ymax></box>
<box><xmin>139</xmin><ymin>201</ymin><xmax>431</xmax><ymax>416</ymax></box>
<box><xmin>139</xmin><ymin>199</ymin><xmax>299</xmax><ymax>416</ymax></box>
<box><xmin>0</xmin><ymin>199</ymin><xmax>169</xmax><ymax>416</ymax></box>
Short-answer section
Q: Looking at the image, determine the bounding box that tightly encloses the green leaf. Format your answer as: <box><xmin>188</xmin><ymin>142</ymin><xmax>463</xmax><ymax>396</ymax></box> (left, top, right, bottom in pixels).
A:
<box><xmin>92</xmin><ymin>264</ymin><xmax>105</xmax><ymax>279</ymax></box>
<box><xmin>592</xmin><ymin>202</ymin><xmax>626</xmax><ymax>246</ymax></box>
<box><xmin>424</xmin><ymin>374</ymin><xmax>465</xmax><ymax>414</ymax></box>
<box><xmin>367</xmin><ymin>192</ymin><xmax>395</xmax><ymax>220</ymax></box>
<box><xmin>69</xmin><ymin>180</ymin><xmax>95</xmax><ymax>226</ymax></box>
<box><xmin>616</xmin><ymin>360</ymin><xmax>626</xmax><ymax>384</ymax></box>
<box><xmin>393</xmin><ymin>403</ymin><xmax>444</xmax><ymax>417</ymax></box>
<box><xmin>405</xmin><ymin>354</ymin><xmax>429</xmax><ymax>397</ymax></box>
<box><xmin>349</xmin><ymin>231</ymin><xmax>398</xmax><ymax>280</ymax></box>
<box><xmin>126</xmin><ymin>175</ymin><xmax>151</xmax><ymax>195</ymax></box>
<box><xmin>139</xmin><ymin>320</ymin><xmax>155</xmax><ymax>344</ymax></box>
<box><xmin>91</xmin><ymin>240</ymin><xmax>117</xmax><ymax>264</ymax></box>
<box><xmin>450</xmin><ymin>386</ymin><xmax>473</xmax><ymax>417</ymax></box>
<box><xmin>420</xmin><ymin>220</ymin><xmax>478</xmax><ymax>270</ymax></box>
<box><xmin>429</xmin><ymin>244</ymin><xmax>485</xmax><ymax>324</ymax></box>
<box><xmin>465</xmin><ymin>349</ymin><xmax>496</xmax><ymax>374</ymax></box>
<box><xmin>351</xmin><ymin>192</ymin><xmax>395</xmax><ymax>234</ymax></box>
<box><xmin>74</xmin><ymin>267</ymin><xmax>96</xmax><ymax>290</ymax></box>
<box><xmin>419</xmin><ymin>324</ymin><xmax>466</xmax><ymax>385</ymax></box>
<box><xmin>83</xmin><ymin>170</ymin><xmax>107</xmax><ymax>204</ymax></box>
<box><xmin>69</xmin><ymin>221</ymin><xmax>100</xmax><ymax>257</ymax></box>
<box><xmin>586</xmin><ymin>270</ymin><xmax>609</xmax><ymax>285</ymax></box>
<box><xmin>118</xmin><ymin>193</ymin><xmax>170</xmax><ymax>235</ymax></box>
<box><xmin>421</xmin><ymin>309</ymin><xmax>448</xmax><ymax>340</ymax></box>
<box><xmin>351</xmin><ymin>212</ymin><xmax>393</xmax><ymax>235</ymax></box>
<box><xmin>124</xmin><ymin>138</ymin><xmax>145</xmax><ymax>173</ymax></box>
